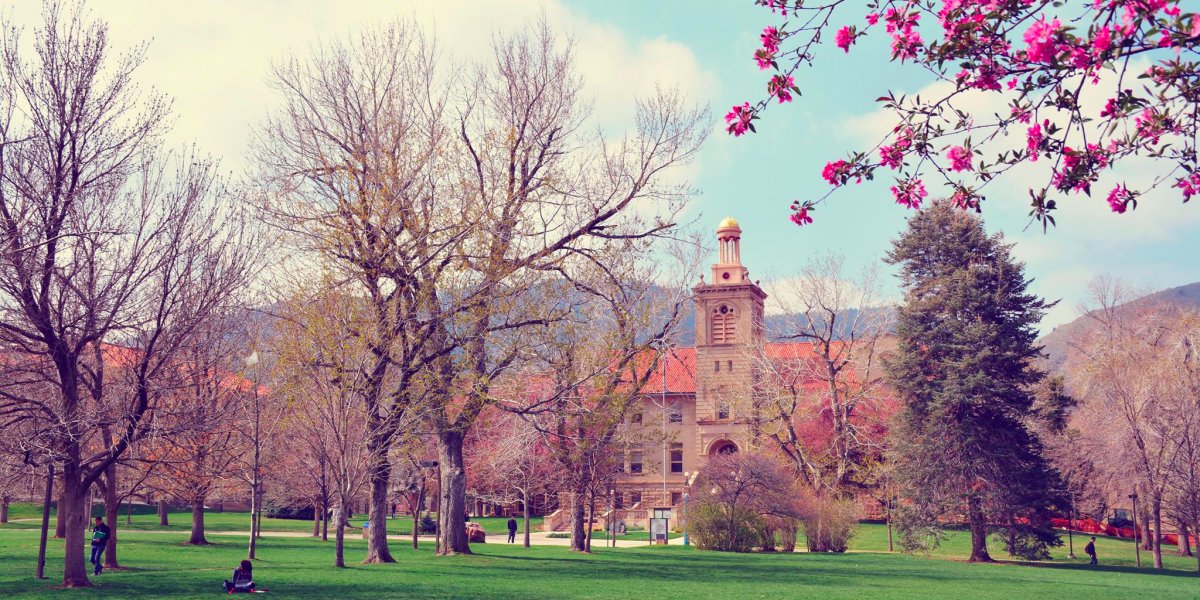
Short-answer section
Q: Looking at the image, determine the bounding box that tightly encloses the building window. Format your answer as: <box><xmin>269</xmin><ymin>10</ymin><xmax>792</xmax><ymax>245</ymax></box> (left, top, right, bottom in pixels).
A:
<box><xmin>670</xmin><ymin>443</ymin><xmax>683</xmax><ymax>473</ymax></box>
<box><xmin>629</xmin><ymin>450</ymin><xmax>643</xmax><ymax>474</ymax></box>
<box><xmin>727</xmin><ymin>360</ymin><xmax>733</xmax><ymax>372</ymax></box>
<box><xmin>615</xmin><ymin>494</ymin><xmax>624</xmax><ymax>509</ymax></box>
<box><xmin>668</xmin><ymin>403</ymin><xmax>683</xmax><ymax>423</ymax></box>
<box><xmin>711</xmin><ymin>304</ymin><xmax>736</xmax><ymax>344</ymax></box>
<box><xmin>671</xmin><ymin>492</ymin><xmax>682</xmax><ymax>505</ymax></box>
<box><xmin>629</xmin><ymin>492</ymin><xmax>642</xmax><ymax>505</ymax></box>
<box><xmin>718</xmin><ymin>402</ymin><xmax>730</xmax><ymax>420</ymax></box>
<box><xmin>714</xmin><ymin>360</ymin><xmax>720</xmax><ymax>372</ymax></box>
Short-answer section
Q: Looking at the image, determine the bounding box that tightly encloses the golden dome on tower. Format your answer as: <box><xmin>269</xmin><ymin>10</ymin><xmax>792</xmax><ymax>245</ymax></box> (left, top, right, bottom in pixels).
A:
<box><xmin>717</xmin><ymin>216</ymin><xmax>740</xmax><ymax>230</ymax></box>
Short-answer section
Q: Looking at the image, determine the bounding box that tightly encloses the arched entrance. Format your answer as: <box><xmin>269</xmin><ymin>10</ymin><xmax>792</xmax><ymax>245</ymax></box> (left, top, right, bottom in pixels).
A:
<box><xmin>708</xmin><ymin>440</ymin><xmax>739</xmax><ymax>456</ymax></box>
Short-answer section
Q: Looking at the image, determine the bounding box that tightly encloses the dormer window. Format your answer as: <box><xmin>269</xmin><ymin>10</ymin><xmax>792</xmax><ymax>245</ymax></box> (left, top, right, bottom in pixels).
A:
<box><xmin>711</xmin><ymin>304</ymin><xmax>736</xmax><ymax>344</ymax></box>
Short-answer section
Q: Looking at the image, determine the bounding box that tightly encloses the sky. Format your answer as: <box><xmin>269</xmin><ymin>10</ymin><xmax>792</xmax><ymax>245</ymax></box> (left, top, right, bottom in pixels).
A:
<box><xmin>3</xmin><ymin>0</ymin><xmax>1196</xmax><ymax>332</ymax></box>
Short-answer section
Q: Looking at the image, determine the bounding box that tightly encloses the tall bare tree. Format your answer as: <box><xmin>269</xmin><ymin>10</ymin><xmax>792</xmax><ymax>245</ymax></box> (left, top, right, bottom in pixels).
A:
<box><xmin>0</xmin><ymin>4</ymin><xmax>259</xmax><ymax>586</ymax></box>
<box><xmin>255</xmin><ymin>17</ymin><xmax>706</xmax><ymax>559</ymax></box>
<box><xmin>749</xmin><ymin>254</ymin><xmax>892</xmax><ymax>499</ymax></box>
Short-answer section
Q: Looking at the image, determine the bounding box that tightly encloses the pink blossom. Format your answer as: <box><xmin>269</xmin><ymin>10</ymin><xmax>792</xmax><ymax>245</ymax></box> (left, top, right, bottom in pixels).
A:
<box><xmin>950</xmin><ymin>188</ymin><xmax>978</xmax><ymax>211</ymax></box>
<box><xmin>835</xmin><ymin>26</ymin><xmax>854</xmax><ymax>53</ymax></box>
<box><xmin>1191</xmin><ymin>15</ymin><xmax>1200</xmax><ymax>38</ymax></box>
<box><xmin>1105</xmin><ymin>185</ymin><xmax>1134</xmax><ymax>213</ymax></box>
<box><xmin>1026</xmin><ymin>123</ymin><xmax>1043</xmax><ymax>162</ymax></box>
<box><xmin>1176</xmin><ymin>172</ymin><xmax>1200</xmax><ymax>202</ymax></box>
<box><xmin>1100</xmin><ymin>97</ymin><xmax>1120</xmax><ymax>119</ymax></box>
<box><xmin>822</xmin><ymin>160</ymin><xmax>850</xmax><ymax>186</ymax></box>
<box><xmin>1092</xmin><ymin>25</ymin><xmax>1112</xmax><ymax>57</ymax></box>
<box><xmin>725</xmin><ymin>102</ymin><xmax>754</xmax><ymax>136</ymax></box>
<box><xmin>866</xmin><ymin>12</ymin><xmax>879</xmax><ymax>26</ymax></box>
<box><xmin>754</xmin><ymin>49</ymin><xmax>774</xmax><ymax>70</ymax></box>
<box><xmin>1024</xmin><ymin>18</ymin><xmax>1063</xmax><ymax>63</ymax></box>
<box><xmin>768</xmin><ymin>74</ymin><xmax>795</xmax><ymax>103</ymax></box>
<box><xmin>761</xmin><ymin>26</ymin><xmax>781</xmax><ymax>53</ymax></box>
<box><xmin>947</xmin><ymin>145</ymin><xmax>972</xmax><ymax>172</ymax></box>
<box><xmin>890</xmin><ymin>178</ymin><xmax>927</xmax><ymax>209</ymax></box>
<box><xmin>790</xmin><ymin>206</ymin><xmax>814</xmax><ymax>226</ymax></box>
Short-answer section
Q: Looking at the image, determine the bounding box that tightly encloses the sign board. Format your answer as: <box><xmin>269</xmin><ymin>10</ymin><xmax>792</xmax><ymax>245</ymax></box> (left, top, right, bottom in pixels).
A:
<box><xmin>650</xmin><ymin>508</ymin><xmax>671</xmax><ymax>545</ymax></box>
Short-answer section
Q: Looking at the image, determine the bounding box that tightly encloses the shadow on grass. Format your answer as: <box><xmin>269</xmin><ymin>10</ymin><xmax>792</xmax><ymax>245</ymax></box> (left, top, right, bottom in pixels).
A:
<box><xmin>1011</xmin><ymin>559</ymin><xmax>1200</xmax><ymax>578</ymax></box>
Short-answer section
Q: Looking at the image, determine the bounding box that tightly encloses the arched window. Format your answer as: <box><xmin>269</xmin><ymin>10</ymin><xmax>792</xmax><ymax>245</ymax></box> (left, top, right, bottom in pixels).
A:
<box><xmin>711</xmin><ymin>304</ymin><xmax>736</xmax><ymax>344</ymax></box>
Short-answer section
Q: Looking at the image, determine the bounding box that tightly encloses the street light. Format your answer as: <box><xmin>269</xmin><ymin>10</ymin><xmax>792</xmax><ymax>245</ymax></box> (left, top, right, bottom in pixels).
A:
<box><xmin>682</xmin><ymin>471</ymin><xmax>698</xmax><ymax>546</ymax></box>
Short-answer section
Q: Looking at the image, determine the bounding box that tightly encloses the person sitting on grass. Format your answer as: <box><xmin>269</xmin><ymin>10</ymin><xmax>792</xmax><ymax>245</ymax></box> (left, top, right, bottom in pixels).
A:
<box><xmin>223</xmin><ymin>559</ymin><xmax>256</xmax><ymax>593</ymax></box>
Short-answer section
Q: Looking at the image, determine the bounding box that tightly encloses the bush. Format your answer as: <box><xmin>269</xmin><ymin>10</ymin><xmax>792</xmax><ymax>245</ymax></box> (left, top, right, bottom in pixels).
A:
<box><xmin>797</xmin><ymin>494</ymin><xmax>860</xmax><ymax>553</ymax></box>
<box><xmin>418</xmin><ymin>513</ymin><xmax>437</xmax><ymax>534</ymax></box>
<box><xmin>684</xmin><ymin>503</ymin><xmax>764</xmax><ymax>552</ymax></box>
<box><xmin>265</xmin><ymin>505</ymin><xmax>315</xmax><ymax>521</ymax></box>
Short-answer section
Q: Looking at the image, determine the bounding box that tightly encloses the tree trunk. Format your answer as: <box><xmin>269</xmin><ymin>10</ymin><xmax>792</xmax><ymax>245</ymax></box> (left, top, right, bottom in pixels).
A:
<box><xmin>411</xmin><ymin>502</ymin><xmax>420</xmax><ymax>550</ymax></box>
<box><xmin>569</xmin><ymin>485</ymin><xmax>587</xmax><ymax>552</ymax></box>
<box><xmin>1151</xmin><ymin>498</ymin><xmax>1163</xmax><ymax>569</ymax></box>
<box><xmin>967</xmin><ymin>495</ymin><xmax>993</xmax><ymax>563</ymax></box>
<box><xmin>188</xmin><ymin>496</ymin><xmax>208</xmax><ymax>545</ymax></box>
<box><xmin>362</xmin><ymin>450</ymin><xmax>395</xmax><ymax>563</ymax></box>
<box><xmin>585</xmin><ymin>492</ymin><xmax>596</xmax><ymax>553</ymax></box>
<box><xmin>104</xmin><ymin>464</ymin><xmax>120</xmax><ymax>568</ymax></box>
<box><xmin>247</xmin><ymin>485</ymin><xmax>258</xmax><ymax>559</ymax></box>
<box><xmin>761</xmin><ymin>523</ymin><xmax>777</xmax><ymax>552</ymax></box>
<box><xmin>322</xmin><ymin>495</ymin><xmax>329</xmax><ymax>542</ymax></box>
<box><xmin>334</xmin><ymin>508</ymin><xmax>346</xmax><ymax>568</ymax></box>
<box><xmin>1178</xmin><ymin>523</ymin><xmax>1193</xmax><ymax>557</ymax></box>
<box><xmin>158</xmin><ymin>499</ymin><xmax>169</xmax><ymax>527</ymax></box>
<box><xmin>55</xmin><ymin>487</ymin><xmax>66</xmax><ymax>538</ymax></box>
<box><xmin>886</xmin><ymin>506</ymin><xmax>894</xmax><ymax>552</ymax></box>
<box><xmin>36</xmin><ymin>463</ymin><xmax>54</xmax><ymax>580</ymax></box>
<box><xmin>1140</xmin><ymin>503</ymin><xmax>1153</xmax><ymax>550</ymax></box>
<box><xmin>435</xmin><ymin>430</ymin><xmax>470</xmax><ymax>556</ymax></box>
<box><xmin>60</xmin><ymin>469</ymin><xmax>90</xmax><ymax>587</ymax></box>
<box><xmin>523</xmin><ymin>487</ymin><xmax>531</xmax><ymax>548</ymax></box>
<box><xmin>1</xmin><ymin>495</ymin><xmax>9</xmax><ymax>523</ymax></box>
<box><xmin>313</xmin><ymin>501</ymin><xmax>321</xmax><ymax>537</ymax></box>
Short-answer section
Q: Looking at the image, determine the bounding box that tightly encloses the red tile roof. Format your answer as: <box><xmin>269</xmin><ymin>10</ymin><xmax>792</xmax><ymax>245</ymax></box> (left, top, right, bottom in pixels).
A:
<box><xmin>638</xmin><ymin>342</ymin><xmax>824</xmax><ymax>395</ymax></box>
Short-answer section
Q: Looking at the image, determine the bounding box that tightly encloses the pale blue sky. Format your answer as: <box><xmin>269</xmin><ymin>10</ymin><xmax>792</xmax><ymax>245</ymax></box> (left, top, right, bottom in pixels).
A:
<box><xmin>6</xmin><ymin>0</ymin><xmax>1195</xmax><ymax>331</ymax></box>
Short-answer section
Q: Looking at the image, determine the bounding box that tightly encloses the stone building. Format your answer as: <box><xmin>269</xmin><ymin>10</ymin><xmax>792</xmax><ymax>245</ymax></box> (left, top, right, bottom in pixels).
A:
<box><xmin>604</xmin><ymin>216</ymin><xmax>816</xmax><ymax>525</ymax></box>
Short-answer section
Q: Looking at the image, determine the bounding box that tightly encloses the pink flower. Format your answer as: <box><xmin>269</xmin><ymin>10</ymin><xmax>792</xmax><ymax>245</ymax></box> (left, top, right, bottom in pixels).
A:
<box><xmin>1024</xmin><ymin>18</ymin><xmax>1063</xmax><ymax>63</ymax></box>
<box><xmin>761</xmin><ymin>26</ymin><xmax>781</xmax><ymax>53</ymax></box>
<box><xmin>1106</xmin><ymin>185</ymin><xmax>1134</xmax><ymax>213</ymax></box>
<box><xmin>950</xmin><ymin>188</ymin><xmax>979</xmax><ymax>211</ymax></box>
<box><xmin>1026</xmin><ymin>123</ymin><xmax>1043</xmax><ymax>162</ymax></box>
<box><xmin>1092</xmin><ymin>25</ymin><xmax>1112</xmax><ymax>57</ymax></box>
<box><xmin>724</xmin><ymin>102</ymin><xmax>754</xmax><ymax>136</ymax></box>
<box><xmin>890</xmin><ymin>178</ymin><xmax>927</xmax><ymax>209</ymax></box>
<box><xmin>866</xmin><ymin>12</ymin><xmax>879</xmax><ymax>26</ymax></box>
<box><xmin>1175</xmin><ymin>172</ymin><xmax>1200</xmax><ymax>202</ymax></box>
<box><xmin>790</xmin><ymin>206</ymin><xmax>813</xmax><ymax>226</ymax></box>
<box><xmin>754</xmin><ymin>48</ymin><xmax>774</xmax><ymax>70</ymax></box>
<box><xmin>822</xmin><ymin>159</ymin><xmax>850</xmax><ymax>186</ymax></box>
<box><xmin>1191</xmin><ymin>15</ymin><xmax>1200</xmax><ymax>38</ymax></box>
<box><xmin>835</xmin><ymin>26</ymin><xmax>854</xmax><ymax>53</ymax></box>
<box><xmin>768</xmin><ymin>74</ymin><xmax>795</xmax><ymax>103</ymax></box>
<box><xmin>947</xmin><ymin>145</ymin><xmax>972</xmax><ymax>172</ymax></box>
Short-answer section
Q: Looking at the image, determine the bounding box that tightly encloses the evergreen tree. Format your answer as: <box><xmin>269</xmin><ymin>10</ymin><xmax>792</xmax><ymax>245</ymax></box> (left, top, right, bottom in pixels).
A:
<box><xmin>885</xmin><ymin>200</ymin><xmax>1063</xmax><ymax>562</ymax></box>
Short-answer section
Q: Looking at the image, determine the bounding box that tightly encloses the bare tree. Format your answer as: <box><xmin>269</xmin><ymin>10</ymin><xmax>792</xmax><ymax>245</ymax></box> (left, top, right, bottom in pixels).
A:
<box><xmin>749</xmin><ymin>255</ymin><xmax>892</xmax><ymax>499</ymax></box>
<box><xmin>0</xmin><ymin>3</ymin><xmax>259</xmax><ymax>587</ymax></box>
<box><xmin>1067</xmin><ymin>279</ymin><xmax>1190</xmax><ymax>570</ymax></box>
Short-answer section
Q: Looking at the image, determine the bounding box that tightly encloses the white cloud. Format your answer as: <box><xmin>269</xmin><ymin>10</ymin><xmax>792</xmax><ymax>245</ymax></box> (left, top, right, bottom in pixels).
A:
<box><xmin>5</xmin><ymin>0</ymin><xmax>717</xmax><ymax>177</ymax></box>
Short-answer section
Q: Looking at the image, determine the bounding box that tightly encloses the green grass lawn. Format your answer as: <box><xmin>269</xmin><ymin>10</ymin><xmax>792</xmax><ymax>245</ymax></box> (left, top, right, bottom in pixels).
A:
<box><xmin>2</xmin><ymin>514</ymin><xmax>1197</xmax><ymax>599</ymax></box>
<box><xmin>2</xmin><ymin>503</ymin><xmax>542</xmax><ymax>537</ymax></box>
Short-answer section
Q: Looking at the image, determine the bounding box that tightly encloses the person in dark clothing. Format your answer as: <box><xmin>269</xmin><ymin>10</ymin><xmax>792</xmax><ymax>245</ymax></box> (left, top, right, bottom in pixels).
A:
<box><xmin>1085</xmin><ymin>537</ymin><xmax>1098</xmax><ymax>565</ymax></box>
<box><xmin>223</xmin><ymin>559</ymin><xmax>256</xmax><ymax>593</ymax></box>
<box><xmin>507</xmin><ymin>517</ymin><xmax>518</xmax><ymax>543</ymax></box>
<box><xmin>90</xmin><ymin>517</ymin><xmax>110</xmax><ymax>576</ymax></box>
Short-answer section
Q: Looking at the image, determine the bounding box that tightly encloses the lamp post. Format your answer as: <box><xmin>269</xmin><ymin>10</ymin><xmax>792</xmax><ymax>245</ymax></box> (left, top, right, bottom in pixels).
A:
<box><xmin>245</xmin><ymin>351</ymin><xmax>262</xmax><ymax>560</ymax></box>
<box><xmin>1129</xmin><ymin>492</ymin><xmax>1141</xmax><ymax>567</ymax></box>
<box><xmin>1067</xmin><ymin>489</ymin><xmax>1075</xmax><ymax>560</ymax></box>
<box><xmin>682</xmin><ymin>471</ymin><xmax>697</xmax><ymax>546</ymax></box>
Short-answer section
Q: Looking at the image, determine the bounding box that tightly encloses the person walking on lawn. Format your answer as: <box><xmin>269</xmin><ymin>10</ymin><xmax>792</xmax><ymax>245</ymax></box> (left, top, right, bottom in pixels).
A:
<box><xmin>90</xmin><ymin>516</ymin><xmax>110</xmax><ymax>575</ymax></box>
<box><xmin>507</xmin><ymin>517</ymin><xmax>518</xmax><ymax>543</ymax></box>
<box><xmin>1085</xmin><ymin>537</ymin><xmax>1098</xmax><ymax>565</ymax></box>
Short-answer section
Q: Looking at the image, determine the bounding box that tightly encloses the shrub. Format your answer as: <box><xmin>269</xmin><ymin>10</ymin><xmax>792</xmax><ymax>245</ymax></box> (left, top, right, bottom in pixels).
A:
<box><xmin>796</xmin><ymin>493</ymin><xmax>860</xmax><ymax>553</ymax></box>
<box><xmin>265</xmin><ymin>505</ymin><xmax>315</xmax><ymax>521</ymax></box>
<box><xmin>418</xmin><ymin>513</ymin><xmax>437</xmax><ymax>534</ymax></box>
<box><xmin>685</xmin><ymin>503</ymin><xmax>764</xmax><ymax>552</ymax></box>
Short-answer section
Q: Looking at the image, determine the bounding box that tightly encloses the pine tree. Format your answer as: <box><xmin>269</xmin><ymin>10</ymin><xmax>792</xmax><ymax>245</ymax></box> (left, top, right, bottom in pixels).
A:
<box><xmin>886</xmin><ymin>200</ymin><xmax>1063</xmax><ymax>562</ymax></box>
